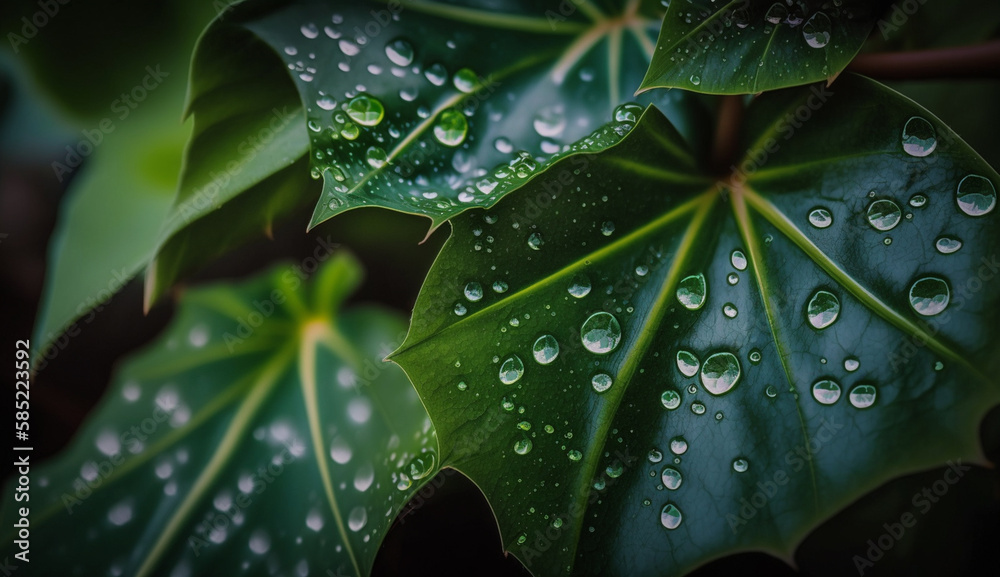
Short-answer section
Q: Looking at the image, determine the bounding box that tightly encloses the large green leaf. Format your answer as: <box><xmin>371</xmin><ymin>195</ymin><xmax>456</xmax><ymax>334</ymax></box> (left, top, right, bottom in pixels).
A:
<box><xmin>182</xmin><ymin>0</ymin><xmax>708</xmax><ymax>237</ymax></box>
<box><xmin>4</xmin><ymin>252</ymin><xmax>438</xmax><ymax>576</ymax></box>
<box><xmin>391</xmin><ymin>74</ymin><xmax>1000</xmax><ymax>576</ymax></box>
<box><xmin>639</xmin><ymin>0</ymin><xmax>890</xmax><ymax>95</ymax></box>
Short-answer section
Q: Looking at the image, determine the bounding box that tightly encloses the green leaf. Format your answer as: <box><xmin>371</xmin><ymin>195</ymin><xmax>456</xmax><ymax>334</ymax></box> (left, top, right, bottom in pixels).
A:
<box><xmin>639</xmin><ymin>0</ymin><xmax>890</xmax><ymax>95</ymax></box>
<box><xmin>143</xmin><ymin>7</ymin><xmax>316</xmax><ymax>307</ymax></box>
<box><xmin>5</xmin><ymin>252</ymin><xmax>438</xmax><ymax>576</ymax></box>
<box><xmin>188</xmin><ymin>0</ymin><xmax>707</xmax><ymax>234</ymax></box>
<box><xmin>391</xmin><ymin>74</ymin><xmax>1000</xmax><ymax>576</ymax></box>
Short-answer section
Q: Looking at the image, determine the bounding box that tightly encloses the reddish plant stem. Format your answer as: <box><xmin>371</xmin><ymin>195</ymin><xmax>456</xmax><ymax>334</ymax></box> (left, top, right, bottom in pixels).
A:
<box><xmin>711</xmin><ymin>95</ymin><xmax>744</xmax><ymax>176</ymax></box>
<box><xmin>847</xmin><ymin>39</ymin><xmax>1000</xmax><ymax>80</ymax></box>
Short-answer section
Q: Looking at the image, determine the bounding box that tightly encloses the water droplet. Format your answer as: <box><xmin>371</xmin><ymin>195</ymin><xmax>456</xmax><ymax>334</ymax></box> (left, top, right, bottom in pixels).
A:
<box><xmin>934</xmin><ymin>361</ymin><xmax>945</xmax><ymax>371</ymax></box>
<box><xmin>676</xmin><ymin>350</ymin><xmax>700</xmax><ymax>377</ymax></box>
<box><xmin>606</xmin><ymin>463</ymin><xmax>624</xmax><ymax>478</ymax></box>
<box><xmin>514</xmin><ymin>438</ymin><xmax>533</xmax><ymax>455</ymax></box>
<box><xmin>408</xmin><ymin>452</ymin><xmax>436</xmax><ymax>480</ymax></box>
<box><xmin>935</xmin><ymin>236</ymin><xmax>963</xmax><ymax>254</ymax></box>
<box><xmin>501</xmin><ymin>397</ymin><xmax>515</xmax><ymax>411</ymax></box>
<box><xmin>811</xmin><ymin>379</ymin><xmax>842</xmax><ymax>405</ymax></box>
<box><xmin>464</xmin><ymin>281</ymin><xmax>483</xmax><ymax>302</ymax></box>
<box><xmin>676</xmin><ymin>273</ymin><xmax>707</xmax><ymax>310</ymax></box>
<box><xmin>689</xmin><ymin>74</ymin><xmax>701</xmax><ymax>86</ymax></box>
<box><xmin>648</xmin><ymin>449</ymin><xmax>663</xmax><ymax>464</ymax></box>
<box><xmin>901</xmin><ymin>117</ymin><xmax>937</xmax><ymax>157</ymax></box>
<box><xmin>849</xmin><ymin>384</ymin><xmax>877</xmax><ymax>409</ymax></box>
<box><xmin>661</xmin><ymin>467</ymin><xmax>682</xmax><ymax>490</ymax></box>
<box><xmin>802</xmin><ymin>12</ymin><xmax>831</xmax><ymax>48</ymax></box>
<box><xmin>723</xmin><ymin>303</ymin><xmax>738</xmax><ymax>318</ymax></box>
<box><xmin>552</xmin><ymin>517</ymin><xmax>564</xmax><ymax>528</ymax></box>
<box><xmin>249</xmin><ymin>528</ymin><xmax>272</xmax><ymax>552</ymax></box>
<box><xmin>765</xmin><ymin>385</ymin><xmax>777</xmax><ymax>398</ymax></box>
<box><xmin>806</xmin><ymin>290</ymin><xmax>840</xmax><ymax>329</ymax></box>
<box><xmin>700</xmin><ymin>352</ymin><xmax>741</xmax><ymax>395</ymax></box>
<box><xmin>580</xmin><ymin>312</ymin><xmax>622</xmax><ymax>354</ymax></box>
<box><xmin>568</xmin><ymin>449</ymin><xmax>583</xmax><ymax>461</ymax></box>
<box><xmin>453</xmin><ymin>302</ymin><xmax>467</xmax><ymax>316</ymax></box>
<box><xmin>346</xmin><ymin>95</ymin><xmax>384</xmax><ymax>127</ymax></box>
<box><xmin>660</xmin><ymin>503</ymin><xmax>683</xmax><ymax>529</ymax></box>
<box><xmin>731</xmin><ymin>250</ymin><xmax>747</xmax><ymax>271</ymax></box>
<box><xmin>866</xmin><ymin>199</ymin><xmax>902</xmax><ymax>231</ymax></box>
<box><xmin>567</xmin><ymin>274</ymin><xmax>592</xmax><ymax>298</ymax></box>
<box><xmin>808</xmin><ymin>207</ymin><xmax>833</xmax><ymax>229</ymax></box>
<box><xmin>661</xmin><ymin>389</ymin><xmax>681</xmax><ymax>410</ymax></box>
<box><xmin>765</xmin><ymin>3</ymin><xmax>788</xmax><ymax>24</ymax></box>
<box><xmin>732</xmin><ymin>458</ymin><xmax>749</xmax><ymax>473</ymax></box>
<box><xmin>384</xmin><ymin>38</ymin><xmax>414</xmax><ymax>66</ymax></box>
<box><xmin>844</xmin><ymin>357</ymin><xmax>860</xmax><ymax>372</ymax></box>
<box><xmin>669</xmin><ymin>437</ymin><xmax>688</xmax><ymax>455</ymax></box>
<box><xmin>748</xmin><ymin>349</ymin><xmax>762</xmax><ymax>364</ymax></box>
<box><xmin>433</xmin><ymin>109</ymin><xmax>468</xmax><ymax>147</ymax></box>
<box><xmin>601</xmin><ymin>221</ymin><xmax>616</xmax><ymax>236</ymax></box>
<box><xmin>690</xmin><ymin>402</ymin><xmax>706</xmax><ymax>415</ymax></box>
<box><xmin>499</xmin><ymin>355</ymin><xmax>525</xmax><ymax>384</ymax></box>
<box><xmin>527</xmin><ymin>232</ymin><xmax>544</xmax><ymax>250</ymax></box>
<box><xmin>909</xmin><ymin>276</ymin><xmax>950</xmax><ymax>316</ymax></box>
<box><xmin>452</xmin><ymin>68</ymin><xmax>478</xmax><ymax>93</ymax></box>
<box><xmin>348</xmin><ymin>506</ymin><xmax>367</xmax><ymax>532</ymax></box>
<box><xmin>956</xmin><ymin>174</ymin><xmax>996</xmax><ymax>216</ymax></box>
<box><xmin>591</xmin><ymin>372</ymin><xmax>613</xmax><ymax>393</ymax></box>
<box><xmin>614</xmin><ymin>103</ymin><xmax>643</xmax><ymax>123</ymax></box>
<box><xmin>457</xmin><ymin>381</ymin><xmax>468</xmax><ymax>391</ymax></box>
<box><xmin>909</xmin><ymin>194</ymin><xmax>928</xmax><ymax>208</ymax></box>
<box><xmin>727</xmin><ymin>273</ymin><xmax>739</xmax><ymax>286</ymax></box>
<box><xmin>533</xmin><ymin>335</ymin><xmax>560</xmax><ymax>365</ymax></box>
<box><xmin>365</xmin><ymin>146</ymin><xmax>387</xmax><ymax>168</ymax></box>
<box><xmin>533</xmin><ymin>106</ymin><xmax>566</xmax><ymax>138</ymax></box>
<box><xmin>635</xmin><ymin>265</ymin><xmax>649</xmax><ymax>277</ymax></box>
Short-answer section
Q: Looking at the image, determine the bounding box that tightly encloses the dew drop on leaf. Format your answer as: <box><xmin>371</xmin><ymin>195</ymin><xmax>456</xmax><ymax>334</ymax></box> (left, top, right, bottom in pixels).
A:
<box><xmin>660</xmin><ymin>503</ymin><xmax>683</xmax><ymax>529</ymax></box>
<box><xmin>464</xmin><ymin>281</ymin><xmax>483</xmax><ymax>302</ymax></box>
<box><xmin>676</xmin><ymin>350</ymin><xmax>700</xmax><ymax>377</ymax></box>
<box><xmin>808</xmin><ymin>207</ymin><xmax>833</xmax><ymax>229</ymax></box>
<box><xmin>499</xmin><ymin>355</ymin><xmax>525</xmax><ymax>384</ymax></box>
<box><xmin>849</xmin><ymin>384</ymin><xmax>877</xmax><ymax>409</ymax></box>
<box><xmin>661</xmin><ymin>389</ymin><xmax>681</xmax><ymax>410</ymax></box>
<box><xmin>866</xmin><ymin>199</ymin><xmax>902</xmax><ymax>231</ymax></box>
<box><xmin>384</xmin><ymin>38</ymin><xmax>414</xmax><ymax>66</ymax></box>
<box><xmin>676</xmin><ymin>273</ymin><xmax>707</xmax><ymax>310</ymax></box>
<box><xmin>730</xmin><ymin>249</ymin><xmax>747</xmax><ymax>271</ymax></box>
<box><xmin>934</xmin><ymin>236</ymin><xmax>963</xmax><ymax>254</ymax></box>
<box><xmin>802</xmin><ymin>12</ymin><xmax>831</xmax><ymax>48</ymax></box>
<box><xmin>908</xmin><ymin>276</ymin><xmax>950</xmax><ymax>316</ymax></box>
<box><xmin>346</xmin><ymin>95</ymin><xmax>384</xmax><ymax>127</ymax></box>
<box><xmin>580</xmin><ymin>312</ymin><xmax>622</xmax><ymax>354</ymax></box>
<box><xmin>956</xmin><ymin>174</ymin><xmax>996</xmax><ymax>216</ymax></box>
<box><xmin>661</xmin><ymin>466</ymin><xmax>682</xmax><ymax>490</ymax></box>
<box><xmin>591</xmin><ymin>372</ymin><xmax>613</xmax><ymax>393</ymax></box>
<box><xmin>669</xmin><ymin>436</ymin><xmax>688</xmax><ymax>455</ymax></box>
<box><xmin>527</xmin><ymin>232</ymin><xmax>544</xmax><ymax>251</ymax></box>
<box><xmin>567</xmin><ymin>274</ymin><xmax>592</xmax><ymax>298</ymax></box>
<box><xmin>514</xmin><ymin>438</ymin><xmax>533</xmax><ymax>455</ymax></box>
<box><xmin>901</xmin><ymin>116</ymin><xmax>937</xmax><ymax>157</ymax></box>
<box><xmin>700</xmin><ymin>352</ymin><xmax>741</xmax><ymax>395</ymax></box>
<box><xmin>806</xmin><ymin>290</ymin><xmax>840</xmax><ymax>329</ymax></box>
<box><xmin>732</xmin><ymin>458</ymin><xmax>749</xmax><ymax>473</ymax></box>
<box><xmin>532</xmin><ymin>335</ymin><xmax>560</xmax><ymax>365</ymax></box>
<box><xmin>433</xmin><ymin>109</ymin><xmax>468</xmax><ymax>147</ymax></box>
<box><xmin>811</xmin><ymin>379</ymin><xmax>842</xmax><ymax>405</ymax></box>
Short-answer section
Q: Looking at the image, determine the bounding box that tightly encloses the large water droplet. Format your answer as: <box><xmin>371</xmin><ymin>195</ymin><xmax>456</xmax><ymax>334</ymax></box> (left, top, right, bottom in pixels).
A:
<box><xmin>346</xmin><ymin>95</ymin><xmax>384</xmax><ymax>127</ymax></box>
<box><xmin>722</xmin><ymin>303</ymin><xmax>738</xmax><ymax>318</ymax></box>
<box><xmin>811</xmin><ymin>379</ymin><xmax>842</xmax><ymax>405</ymax></box>
<box><xmin>580</xmin><ymin>312</ymin><xmax>622</xmax><ymax>354</ymax></box>
<box><xmin>433</xmin><ymin>109</ymin><xmax>468</xmax><ymax>147</ymax></box>
<box><xmin>849</xmin><ymin>384</ymin><xmax>877</xmax><ymax>409</ymax></box>
<box><xmin>499</xmin><ymin>355</ymin><xmax>525</xmax><ymax>384</ymax></box>
<box><xmin>567</xmin><ymin>274</ymin><xmax>592</xmax><ymax>298</ymax></box>
<box><xmin>901</xmin><ymin>116</ymin><xmax>937</xmax><ymax>157</ymax></box>
<box><xmin>866</xmin><ymin>199</ymin><xmax>902</xmax><ymax>231</ymax></box>
<box><xmin>453</xmin><ymin>68</ymin><xmax>478</xmax><ymax>93</ymax></box>
<box><xmin>601</xmin><ymin>221</ymin><xmax>616</xmax><ymax>236</ymax></box>
<box><xmin>464</xmin><ymin>281</ymin><xmax>483</xmax><ymax>302</ymax></box>
<box><xmin>935</xmin><ymin>236</ymin><xmax>963</xmax><ymax>254</ymax></box>
<box><xmin>348</xmin><ymin>506</ymin><xmax>367</xmax><ymax>532</ymax></box>
<box><xmin>424</xmin><ymin>62</ymin><xmax>447</xmax><ymax>85</ymax></box>
<box><xmin>533</xmin><ymin>107</ymin><xmax>566</xmax><ymax>138</ymax></box>
<box><xmin>669</xmin><ymin>436</ymin><xmax>688</xmax><ymax>455</ymax></box>
<box><xmin>802</xmin><ymin>12</ymin><xmax>831</xmax><ymax>48</ymax></box>
<box><xmin>384</xmin><ymin>38</ymin><xmax>414</xmax><ymax>66</ymax></box>
<box><xmin>532</xmin><ymin>335</ymin><xmax>559</xmax><ymax>365</ymax></box>
<box><xmin>765</xmin><ymin>3</ymin><xmax>788</xmax><ymax>24</ymax></box>
<box><xmin>661</xmin><ymin>466</ymin><xmax>682</xmax><ymax>490</ymax></box>
<box><xmin>591</xmin><ymin>372</ymin><xmax>613</xmax><ymax>393</ymax></box>
<box><xmin>660</xmin><ymin>503</ymin><xmax>683</xmax><ymax>529</ymax></box>
<box><xmin>407</xmin><ymin>452</ymin><xmax>436</xmax><ymax>480</ymax></box>
<box><xmin>676</xmin><ymin>273</ymin><xmax>707</xmax><ymax>310</ymax></box>
<box><xmin>908</xmin><ymin>276</ymin><xmax>950</xmax><ymax>316</ymax></box>
<box><xmin>808</xmin><ymin>207</ymin><xmax>833</xmax><ymax>229</ymax></box>
<box><xmin>731</xmin><ymin>250</ymin><xmax>747</xmax><ymax>271</ymax></box>
<box><xmin>700</xmin><ymin>352</ymin><xmax>741</xmax><ymax>395</ymax></box>
<box><xmin>676</xmin><ymin>350</ymin><xmax>700</xmax><ymax>377</ymax></box>
<box><xmin>806</xmin><ymin>290</ymin><xmax>840</xmax><ymax>329</ymax></box>
<box><xmin>514</xmin><ymin>438</ymin><xmax>533</xmax><ymax>455</ymax></box>
<box><xmin>956</xmin><ymin>174</ymin><xmax>996</xmax><ymax>216</ymax></box>
<box><xmin>661</xmin><ymin>389</ymin><xmax>681</xmax><ymax>410</ymax></box>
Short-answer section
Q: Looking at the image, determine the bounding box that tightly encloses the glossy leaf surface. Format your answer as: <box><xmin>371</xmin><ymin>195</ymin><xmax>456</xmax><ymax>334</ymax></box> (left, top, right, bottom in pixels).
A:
<box><xmin>5</xmin><ymin>253</ymin><xmax>438</xmax><ymax>577</ymax></box>
<box><xmin>392</xmin><ymin>74</ymin><xmax>1000</xmax><ymax>576</ymax></box>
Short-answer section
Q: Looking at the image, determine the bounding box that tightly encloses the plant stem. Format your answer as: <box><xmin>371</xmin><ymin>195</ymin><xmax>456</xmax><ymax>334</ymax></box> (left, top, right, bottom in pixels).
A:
<box><xmin>847</xmin><ymin>39</ymin><xmax>1000</xmax><ymax>80</ymax></box>
<box><xmin>711</xmin><ymin>95</ymin><xmax>744</xmax><ymax>176</ymax></box>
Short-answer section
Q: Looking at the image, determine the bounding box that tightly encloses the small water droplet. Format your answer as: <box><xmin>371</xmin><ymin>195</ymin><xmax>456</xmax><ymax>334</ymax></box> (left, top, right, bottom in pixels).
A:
<box><xmin>661</xmin><ymin>466</ymin><xmax>682</xmax><ymax>490</ymax></box>
<box><xmin>748</xmin><ymin>349</ymin><xmax>762</xmax><ymax>364</ymax></box>
<box><xmin>700</xmin><ymin>352</ymin><xmax>741</xmax><ymax>395</ymax></box>
<box><xmin>727</xmin><ymin>273</ymin><xmax>739</xmax><ymax>286</ymax></box>
<box><xmin>909</xmin><ymin>194</ymin><xmax>928</xmax><ymax>208</ymax></box>
<box><xmin>909</xmin><ymin>276</ymin><xmax>950</xmax><ymax>316</ymax></box>
<box><xmin>601</xmin><ymin>221</ymin><xmax>616</xmax><ymax>236</ymax></box>
<box><xmin>802</xmin><ymin>12</ymin><xmax>831</xmax><ymax>48</ymax></box>
<box><xmin>568</xmin><ymin>449</ymin><xmax>583</xmax><ymax>461</ymax></box>
<box><xmin>844</xmin><ymin>357</ymin><xmax>860</xmax><ymax>372</ymax></box>
<box><xmin>527</xmin><ymin>232</ymin><xmax>544</xmax><ymax>250</ymax></box>
<box><xmin>730</xmin><ymin>250</ymin><xmax>747</xmax><ymax>271</ymax></box>
<box><xmin>635</xmin><ymin>265</ymin><xmax>649</xmax><ymax>277</ymax></box>
<box><xmin>689</xmin><ymin>74</ymin><xmax>701</xmax><ymax>86</ymax></box>
<box><xmin>591</xmin><ymin>372</ymin><xmax>613</xmax><ymax>393</ymax></box>
<box><xmin>669</xmin><ymin>437</ymin><xmax>688</xmax><ymax>455</ymax></box>
<box><xmin>348</xmin><ymin>506</ymin><xmax>367</xmax><ymax>532</ymax></box>
<box><xmin>806</xmin><ymin>290</ymin><xmax>840</xmax><ymax>329</ymax></box>
<box><xmin>407</xmin><ymin>452</ymin><xmax>436</xmax><ymax>480</ymax></box>
<box><xmin>346</xmin><ymin>95</ymin><xmax>384</xmax><ymax>127</ymax></box>
<box><xmin>648</xmin><ymin>449</ymin><xmax>663</xmax><ymax>463</ymax></box>
<box><xmin>732</xmin><ymin>458</ymin><xmax>749</xmax><ymax>473</ymax></box>
<box><xmin>533</xmin><ymin>335</ymin><xmax>560</xmax><ymax>365</ymax></box>
<box><xmin>808</xmin><ymin>207</ymin><xmax>833</xmax><ymax>229</ymax></box>
<box><xmin>580</xmin><ymin>312</ymin><xmax>622</xmax><ymax>354</ymax></box>
<box><xmin>934</xmin><ymin>236</ymin><xmax>963</xmax><ymax>254</ymax></box>
<box><xmin>453</xmin><ymin>68</ymin><xmax>478</xmax><ymax>93</ymax></box>
<box><xmin>365</xmin><ymin>146</ymin><xmax>387</xmax><ymax>168</ymax></box>
<box><xmin>457</xmin><ymin>381</ymin><xmax>468</xmax><ymax>391</ymax></box>
<box><xmin>901</xmin><ymin>117</ymin><xmax>937</xmax><ymax>157</ymax></box>
<box><xmin>676</xmin><ymin>273</ymin><xmax>707</xmax><ymax>310</ymax></box>
<box><xmin>567</xmin><ymin>274</ymin><xmax>592</xmax><ymax>298</ymax></box>
<box><xmin>765</xmin><ymin>385</ymin><xmax>777</xmax><ymax>398</ymax></box>
<box><xmin>690</xmin><ymin>401</ymin><xmax>706</xmax><ymax>415</ymax></box>
<box><xmin>433</xmin><ymin>109</ymin><xmax>468</xmax><ymax>147</ymax></box>
<box><xmin>934</xmin><ymin>361</ymin><xmax>945</xmax><ymax>371</ymax></box>
<box><xmin>499</xmin><ymin>355</ymin><xmax>525</xmax><ymax>384</ymax></box>
<box><xmin>848</xmin><ymin>384</ymin><xmax>877</xmax><ymax>409</ymax></box>
<box><xmin>453</xmin><ymin>302</ymin><xmax>467</xmax><ymax>316</ymax></box>
<box><xmin>811</xmin><ymin>379</ymin><xmax>842</xmax><ymax>405</ymax></box>
<box><xmin>661</xmin><ymin>389</ymin><xmax>681</xmax><ymax>410</ymax></box>
<box><xmin>723</xmin><ymin>303</ymin><xmax>738</xmax><ymax>318</ymax></box>
<box><xmin>384</xmin><ymin>38</ymin><xmax>414</xmax><ymax>66</ymax></box>
<box><xmin>533</xmin><ymin>106</ymin><xmax>566</xmax><ymax>138</ymax></box>
<box><xmin>676</xmin><ymin>350</ymin><xmax>700</xmax><ymax>377</ymax></box>
<box><xmin>866</xmin><ymin>199</ymin><xmax>902</xmax><ymax>231</ymax></box>
<box><xmin>660</xmin><ymin>503</ymin><xmax>683</xmax><ymax>529</ymax></box>
<box><xmin>514</xmin><ymin>438</ymin><xmax>533</xmax><ymax>455</ymax></box>
<box><xmin>956</xmin><ymin>174</ymin><xmax>996</xmax><ymax>216</ymax></box>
